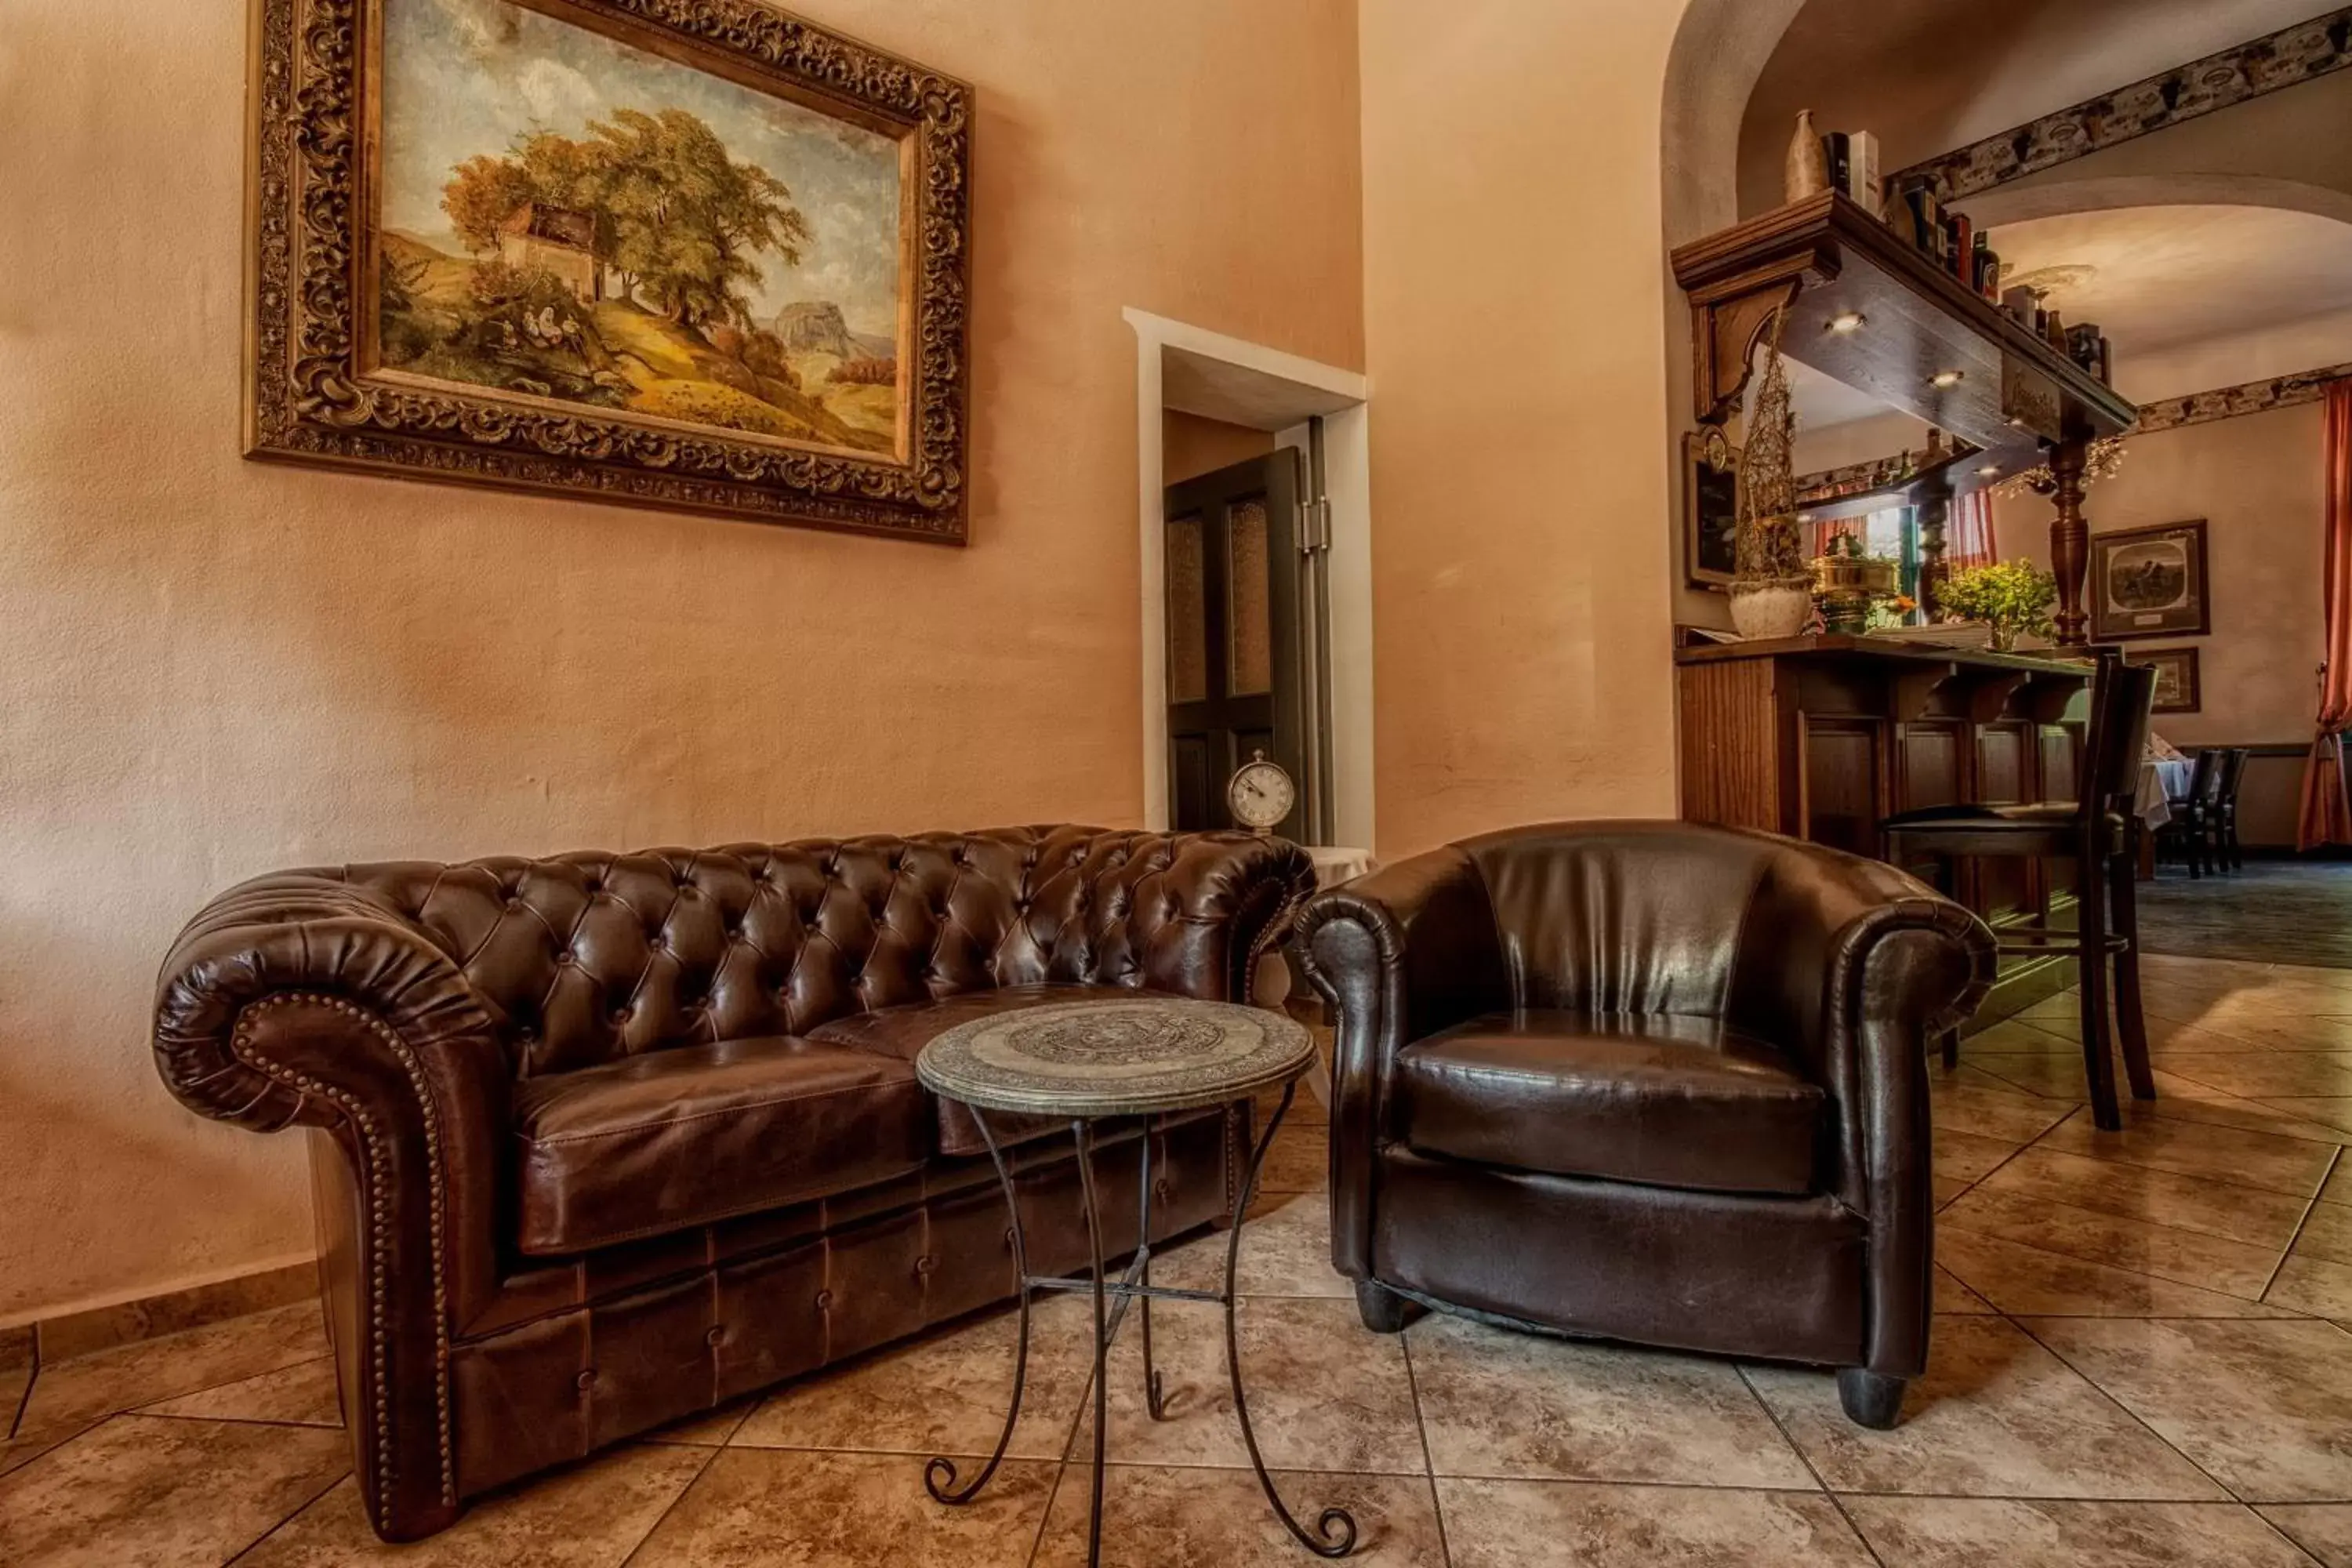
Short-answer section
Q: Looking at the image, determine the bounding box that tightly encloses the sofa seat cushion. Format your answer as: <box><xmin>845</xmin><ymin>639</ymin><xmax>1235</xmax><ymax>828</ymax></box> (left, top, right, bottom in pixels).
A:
<box><xmin>808</xmin><ymin>984</ymin><xmax>1203</xmax><ymax>1156</ymax></box>
<box><xmin>1396</xmin><ymin>1011</ymin><xmax>1825</xmax><ymax>1196</ymax></box>
<box><xmin>513</xmin><ymin>1037</ymin><xmax>929</xmax><ymax>1254</ymax></box>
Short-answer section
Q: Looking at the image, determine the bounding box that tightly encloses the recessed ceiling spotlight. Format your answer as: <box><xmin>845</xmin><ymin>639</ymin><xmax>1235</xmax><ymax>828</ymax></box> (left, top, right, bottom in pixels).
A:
<box><xmin>1976</xmin><ymin>465</ymin><xmax>2000</xmax><ymax>477</ymax></box>
<box><xmin>1796</xmin><ymin>512</ymin><xmax>1817</xmax><ymax>523</ymax></box>
<box><xmin>1930</xmin><ymin>369</ymin><xmax>1965</xmax><ymax>389</ymax></box>
<box><xmin>1827</xmin><ymin>311</ymin><xmax>1866</xmax><ymax>334</ymax></box>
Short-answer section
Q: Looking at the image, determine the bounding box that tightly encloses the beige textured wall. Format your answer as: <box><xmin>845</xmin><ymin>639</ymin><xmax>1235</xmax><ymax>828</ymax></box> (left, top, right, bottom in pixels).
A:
<box><xmin>1991</xmin><ymin>403</ymin><xmax>2325</xmax><ymax>840</ymax></box>
<box><xmin>1360</xmin><ymin>0</ymin><xmax>1687</xmax><ymax>856</ymax></box>
<box><xmin>0</xmin><ymin>0</ymin><xmax>1363</xmax><ymax>1321</ymax></box>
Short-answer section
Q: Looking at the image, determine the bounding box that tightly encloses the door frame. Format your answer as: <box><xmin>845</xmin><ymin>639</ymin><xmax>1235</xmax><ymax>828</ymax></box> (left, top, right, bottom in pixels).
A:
<box><xmin>1124</xmin><ymin>308</ymin><xmax>1374</xmax><ymax>847</ymax></box>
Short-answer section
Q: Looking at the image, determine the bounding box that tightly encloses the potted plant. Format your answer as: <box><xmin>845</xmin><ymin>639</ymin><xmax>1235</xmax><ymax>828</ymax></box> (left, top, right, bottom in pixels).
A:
<box><xmin>1936</xmin><ymin>561</ymin><xmax>2056</xmax><ymax>652</ymax></box>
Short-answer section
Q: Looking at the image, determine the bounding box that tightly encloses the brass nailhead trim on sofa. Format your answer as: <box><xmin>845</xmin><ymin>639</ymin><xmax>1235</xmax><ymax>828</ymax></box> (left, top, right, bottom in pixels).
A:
<box><xmin>229</xmin><ymin>992</ymin><xmax>456</xmax><ymax>1526</ymax></box>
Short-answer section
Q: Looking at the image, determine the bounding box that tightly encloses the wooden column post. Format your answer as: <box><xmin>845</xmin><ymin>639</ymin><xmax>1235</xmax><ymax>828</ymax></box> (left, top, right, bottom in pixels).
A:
<box><xmin>2048</xmin><ymin>437</ymin><xmax>2090</xmax><ymax>647</ymax></box>
<box><xmin>1914</xmin><ymin>470</ymin><xmax>1953</xmax><ymax>621</ymax></box>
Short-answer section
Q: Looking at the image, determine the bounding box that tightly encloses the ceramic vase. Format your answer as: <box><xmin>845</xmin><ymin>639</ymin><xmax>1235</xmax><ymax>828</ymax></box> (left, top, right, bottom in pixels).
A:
<box><xmin>1729</xmin><ymin>577</ymin><xmax>1816</xmax><ymax>640</ymax></box>
<box><xmin>1785</xmin><ymin>110</ymin><xmax>1829</xmax><ymax>203</ymax></box>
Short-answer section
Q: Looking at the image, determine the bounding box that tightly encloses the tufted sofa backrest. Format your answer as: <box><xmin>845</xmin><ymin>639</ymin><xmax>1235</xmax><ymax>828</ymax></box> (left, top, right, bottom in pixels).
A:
<box><xmin>332</xmin><ymin>826</ymin><xmax>1289</xmax><ymax>1077</ymax></box>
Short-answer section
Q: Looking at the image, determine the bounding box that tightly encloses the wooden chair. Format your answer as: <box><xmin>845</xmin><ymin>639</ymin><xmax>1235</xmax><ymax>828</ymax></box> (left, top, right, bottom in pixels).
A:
<box><xmin>2214</xmin><ymin>748</ymin><xmax>2250</xmax><ymax>872</ymax></box>
<box><xmin>2158</xmin><ymin>749</ymin><xmax>2220</xmax><ymax>878</ymax></box>
<box><xmin>1881</xmin><ymin>655</ymin><xmax>2158</xmax><ymax>1131</ymax></box>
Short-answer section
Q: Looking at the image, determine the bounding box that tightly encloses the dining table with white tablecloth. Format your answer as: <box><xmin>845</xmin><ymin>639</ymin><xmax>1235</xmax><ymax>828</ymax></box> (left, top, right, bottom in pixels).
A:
<box><xmin>2136</xmin><ymin>757</ymin><xmax>2194</xmax><ymax>829</ymax></box>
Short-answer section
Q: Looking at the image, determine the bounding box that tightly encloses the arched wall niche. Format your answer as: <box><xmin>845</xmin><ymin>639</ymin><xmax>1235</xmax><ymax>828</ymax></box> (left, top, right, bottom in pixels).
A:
<box><xmin>1658</xmin><ymin>0</ymin><xmax>1807</xmax><ymax>629</ymax></box>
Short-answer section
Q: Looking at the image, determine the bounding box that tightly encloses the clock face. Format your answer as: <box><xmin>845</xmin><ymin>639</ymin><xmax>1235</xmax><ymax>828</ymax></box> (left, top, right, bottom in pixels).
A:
<box><xmin>1227</xmin><ymin>755</ymin><xmax>1296</xmax><ymax>831</ymax></box>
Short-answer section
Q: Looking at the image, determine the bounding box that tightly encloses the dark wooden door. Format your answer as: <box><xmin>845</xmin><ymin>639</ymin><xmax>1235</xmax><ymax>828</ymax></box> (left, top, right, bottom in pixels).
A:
<box><xmin>1164</xmin><ymin>450</ymin><xmax>1306</xmax><ymax>837</ymax></box>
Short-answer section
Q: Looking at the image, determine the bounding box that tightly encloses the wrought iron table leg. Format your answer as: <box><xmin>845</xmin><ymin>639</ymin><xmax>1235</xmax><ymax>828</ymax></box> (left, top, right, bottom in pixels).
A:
<box><xmin>1136</xmin><ymin>1122</ymin><xmax>1168</xmax><ymax>1420</ymax></box>
<box><xmin>924</xmin><ymin>1108</ymin><xmax>1030</xmax><ymax>1504</ymax></box>
<box><xmin>1074</xmin><ymin>1120</ymin><xmax>1110</xmax><ymax>1568</ymax></box>
<box><xmin>1226</xmin><ymin>1083</ymin><xmax>1358</xmax><ymax>1557</ymax></box>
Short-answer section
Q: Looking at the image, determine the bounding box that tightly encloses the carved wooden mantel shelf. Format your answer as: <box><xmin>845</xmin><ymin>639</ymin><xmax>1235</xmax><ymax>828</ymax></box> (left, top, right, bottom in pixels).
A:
<box><xmin>1670</xmin><ymin>192</ymin><xmax>2137</xmax><ymax>643</ymax></box>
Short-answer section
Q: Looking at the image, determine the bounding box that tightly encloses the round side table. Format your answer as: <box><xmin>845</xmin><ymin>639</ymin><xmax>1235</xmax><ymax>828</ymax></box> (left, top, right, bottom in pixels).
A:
<box><xmin>913</xmin><ymin>995</ymin><xmax>1356</xmax><ymax>1565</ymax></box>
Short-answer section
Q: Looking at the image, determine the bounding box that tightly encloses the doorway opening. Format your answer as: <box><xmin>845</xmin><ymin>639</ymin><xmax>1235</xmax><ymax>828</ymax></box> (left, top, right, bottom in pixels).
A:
<box><xmin>1124</xmin><ymin>310</ymin><xmax>1372</xmax><ymax>851</ymax></box>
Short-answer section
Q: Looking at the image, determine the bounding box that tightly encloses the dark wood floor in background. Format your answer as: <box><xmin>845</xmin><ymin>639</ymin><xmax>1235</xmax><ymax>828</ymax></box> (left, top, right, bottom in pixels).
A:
<box><xmin>2135</xmin><ymin>858</ymin><xmax>2352</xmax><ymax>968</ymax></box>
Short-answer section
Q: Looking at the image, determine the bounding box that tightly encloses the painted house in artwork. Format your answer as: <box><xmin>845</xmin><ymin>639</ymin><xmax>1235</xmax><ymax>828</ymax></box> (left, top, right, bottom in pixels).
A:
<box><xmin>496</xmin><ymin>202</ymin><xmax>601</xmax><ymax>302</ymax></box>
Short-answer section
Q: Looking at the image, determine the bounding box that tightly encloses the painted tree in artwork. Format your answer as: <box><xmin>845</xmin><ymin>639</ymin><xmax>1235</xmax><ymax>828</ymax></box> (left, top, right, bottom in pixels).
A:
<box><xmin>441</xmin><ymin>154</ymin><xmax>538</xmax><ymax>252</ymax></box>
<box><xmin>437</xmin><ymin>107</ymin><xmax>808</xmax><ymax>331</ymax></box>
<box><xmin>588</xmin><ymin>109</ymin><xmax>809</xmax><ymax>328</ymax></box>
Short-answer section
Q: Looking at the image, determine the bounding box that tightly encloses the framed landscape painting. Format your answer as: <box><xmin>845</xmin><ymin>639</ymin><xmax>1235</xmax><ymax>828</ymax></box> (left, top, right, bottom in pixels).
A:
<box><xmin>2130</xmin><ymin>646</ymin><xmax>2201</xmax><ymax>713</ymax></box>
<box><xmin>247</xmin><ymin>0</ymin><xmax>973</xmax><ymax>540</ymax></box>
<box><xmin>2088</xmin><ymin>520</ymin><xmax>2211</xmax><ymax>641</ymax></box>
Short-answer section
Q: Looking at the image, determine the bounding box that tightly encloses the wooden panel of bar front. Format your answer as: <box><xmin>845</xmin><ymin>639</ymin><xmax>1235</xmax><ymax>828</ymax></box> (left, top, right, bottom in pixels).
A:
<box><xmin>1677</xmin><ymin>633</ymin><xmax>2093</xmax><ymax>1022</ymax></box>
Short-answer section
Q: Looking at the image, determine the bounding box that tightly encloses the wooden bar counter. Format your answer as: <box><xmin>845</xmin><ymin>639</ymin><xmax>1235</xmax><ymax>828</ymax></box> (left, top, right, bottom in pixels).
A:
<box><xmin>1676</xmin><ymin>633</ymin><xmax>2093</xmax><ymax>1021</ymax></box>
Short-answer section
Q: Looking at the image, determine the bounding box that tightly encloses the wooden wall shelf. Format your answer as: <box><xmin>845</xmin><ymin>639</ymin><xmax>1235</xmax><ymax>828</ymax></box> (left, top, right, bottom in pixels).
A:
<box><xmin>1670</xmin><ymin>192</ymin><xmax>2138</xmax><ymax>643</ymax></box>
<box><xmin>1670</xmin><ymin>191</ymin><xmax>2135</xmax><ymax>448</ymax></box>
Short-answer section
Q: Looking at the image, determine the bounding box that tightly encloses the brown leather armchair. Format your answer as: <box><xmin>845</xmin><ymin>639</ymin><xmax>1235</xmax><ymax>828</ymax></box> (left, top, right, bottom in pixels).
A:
<box><xmin>152</xmin><ymin>827</ymin><xmax>1311</xmax><ymax>1541</ymax></box>
<box><xmin>1295</xmin><ymin>821</ymin><xmax>1991</xmax><ymax>1427</ymax></box>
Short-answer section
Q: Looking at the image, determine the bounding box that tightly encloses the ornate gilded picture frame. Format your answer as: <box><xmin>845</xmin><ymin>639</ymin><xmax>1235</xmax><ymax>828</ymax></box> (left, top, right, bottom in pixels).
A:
<box><xmin>247</xmin><ymin>0</ymin><xmax>973</xmax><ymax>542</ymax></box>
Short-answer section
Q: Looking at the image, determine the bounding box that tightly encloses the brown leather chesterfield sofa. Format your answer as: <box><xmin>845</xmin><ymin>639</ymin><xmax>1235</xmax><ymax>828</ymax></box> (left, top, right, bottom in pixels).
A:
<box><xmin>152</xmin><ymin>826</ymin><xmax>1312</xmax><ymax>1541</ymax></box>
<box><xmin>1294</xmin><ymin>821</ymin><xmax>1992</xmax><ymax>1427</ymax></box>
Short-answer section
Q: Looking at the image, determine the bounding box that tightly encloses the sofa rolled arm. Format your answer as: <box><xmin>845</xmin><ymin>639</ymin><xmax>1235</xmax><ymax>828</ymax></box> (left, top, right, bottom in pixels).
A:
<box><xmin>1138</xmin><ymin>830</ymin><xmax>1319</xmax><ymax>1003</ymax></box>
<box><xmin>152</xmin><ymin>869</ymin><xmax>511</xmax><ymax>1540</ymax></box>
<box><xmin>1294</xmin><ymin>845</ymin><xmax>1509</xmax><ymax>1276</ymax></box>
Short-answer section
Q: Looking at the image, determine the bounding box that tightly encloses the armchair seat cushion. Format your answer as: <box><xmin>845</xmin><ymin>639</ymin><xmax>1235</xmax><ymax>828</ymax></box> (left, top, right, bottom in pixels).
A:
<box><xmin>513</xmin><ymin>1038</ymin><xmax>930</xmax><ymax>1254</ymax></box>
<box><xmin>1395</xmin><ymin>1011</ymin><xmax>1826</xmax><ymax>1196</ymax></box>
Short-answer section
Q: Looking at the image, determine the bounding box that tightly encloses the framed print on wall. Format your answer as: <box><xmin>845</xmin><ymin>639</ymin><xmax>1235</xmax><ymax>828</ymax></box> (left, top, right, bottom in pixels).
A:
<box><xmin>1684</xmin><ymin>427</ymin><xmax>1740</xmax><ymax>589</ymax></box>
<box><xmin>2129</xmin><ymin>646</ymin><xmax>2201</xmax><ymax>713</ymax></box>
<box><xmin>2088</xmin><ymin>520</ymin><xmax>2211</xmax><ymax>641</ymax></box>
<box><xmin>247</xmin><ymin>0</ymin><xmax>974</xmax><ymax>541</ymax></box>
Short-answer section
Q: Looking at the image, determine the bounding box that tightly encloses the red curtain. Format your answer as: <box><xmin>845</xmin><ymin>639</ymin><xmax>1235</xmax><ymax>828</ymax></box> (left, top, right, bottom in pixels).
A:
<box><xmin>2299</xmin><ymin>379</ymin><xmax>2352</xmax><ymax>851</ymax></box>
<box><xmin>1949</xmin><ymin>489</ymin><xmax>1998</xmax><ymax>570</ymax></box>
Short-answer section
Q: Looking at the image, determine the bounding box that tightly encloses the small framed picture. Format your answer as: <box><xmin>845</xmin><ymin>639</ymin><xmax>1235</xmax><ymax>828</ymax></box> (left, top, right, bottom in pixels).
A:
<box><xmin>1684</xmin><ymin>428</ymin><xmax>1740</xmax><ymax>589</ymax></box>
<box><xmin>2089</xmin><ymin>521</ymin><xmax>2211</xmax><ymax>641</ymax></box>
<box><xmin>2130</xmin><ymin>646</ymin><xmax>2201</xmax><ymax>713</ymax></box>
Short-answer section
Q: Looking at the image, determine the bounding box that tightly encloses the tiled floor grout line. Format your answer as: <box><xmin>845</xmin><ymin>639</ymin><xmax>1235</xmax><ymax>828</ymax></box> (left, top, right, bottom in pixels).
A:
<box><xmin>2003</xmin><ymin>1313</ymin><xmax>2257</xmax><ymax>1510</ymax></box>
<box><xmin>1730</xmin><ymin>1363</ymin><xmax>1889</xmax><ymax>1568</ymax></box>
<box><xmin>216</xmin><ymin>1448</ymin><xmax>352</xmax><ymax>1567</ymax></box>
<box><xmin>1943</xmin><ymin>1210</ymin><xmax>2303</xmax><ymax>1310</ymax></box>
<box><xmin>4</xmin><ymin>1359</ymin><xmax>30</xmax><ymax>1442</ymax></box>
<box><xmin>1398</xmin><ymin>1330</ymin><xmax>1454</xmax><ymax>1568</ymax></box>
<box><xmin>1943</xmin><ymin>1181</ymin><xmax>2302</xmax><ymax>1291</ymax></box>
<box><xmin>615</xmin><ymin>1436</ymin><xmax>729</xmax><ymax>1568</ymax></box>
<box><xmin>2259</xmin><ymin>1145</ymin><xmax>2347</xmax><ymax>1305</ymax></box>
<box><xmin>2248</xmin><ymin>1508</ymin><xmax>2336</xmax><ymax>1568</ymax></box>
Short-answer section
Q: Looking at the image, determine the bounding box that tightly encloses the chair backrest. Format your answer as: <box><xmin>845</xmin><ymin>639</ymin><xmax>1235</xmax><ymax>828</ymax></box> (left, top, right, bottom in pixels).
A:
<box><xmin>2180</xmin><ymin>747</ymin><xmax>2221</xmax><ymax>808</ymax></box>
<box><xmin>2217</xmin><ymin>747</ymin><xmax>2250</xmax><ymax>805</ymax></box>
<box><xmin>2083</xmin><ymin>655</ymin><xmax>2158</xmax><ymax>819</ymax></box>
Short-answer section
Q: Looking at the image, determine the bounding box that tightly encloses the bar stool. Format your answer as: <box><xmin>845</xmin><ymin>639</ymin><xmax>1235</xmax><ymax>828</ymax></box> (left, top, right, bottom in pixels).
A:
<box><xmin>1880</xmin><ymin>655</ymin><xmax>2158</xmax><ymax>1131</ymax></box>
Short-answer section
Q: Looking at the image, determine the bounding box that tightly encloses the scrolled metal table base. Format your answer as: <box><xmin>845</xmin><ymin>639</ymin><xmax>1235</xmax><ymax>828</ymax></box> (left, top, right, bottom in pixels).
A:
<box><xmin>926</xmin><ymin>1080</ymin><xmax>1357</xmax><ymax>1563</ymax></box>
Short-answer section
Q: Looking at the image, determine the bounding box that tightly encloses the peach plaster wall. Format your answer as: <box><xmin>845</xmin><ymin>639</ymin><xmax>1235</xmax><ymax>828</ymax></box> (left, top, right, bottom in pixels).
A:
<box><xmin>1359</xmin><ymin>0</ymin><xmax>1690</xmax><ymax>856</ymax></box>
<box><xmin>0</xmin><ymin>0</ymin><xmax>1363</xmax><ymax>1321</ymax></box>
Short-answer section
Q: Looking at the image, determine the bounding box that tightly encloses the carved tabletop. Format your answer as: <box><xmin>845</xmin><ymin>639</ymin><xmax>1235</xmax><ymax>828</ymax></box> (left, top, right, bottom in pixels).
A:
<box><xmin>915</xmin><ymin>995</ymin><xmax>1315</xmax><ymax>1120</ymax></box>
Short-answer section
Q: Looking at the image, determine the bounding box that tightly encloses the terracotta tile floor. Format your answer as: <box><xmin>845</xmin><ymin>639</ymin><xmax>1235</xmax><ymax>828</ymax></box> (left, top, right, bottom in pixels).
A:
<box><xmin>6</xmin><ymin>956</ymin><xmax>2352</xmax><ymax>1565</ymax></box>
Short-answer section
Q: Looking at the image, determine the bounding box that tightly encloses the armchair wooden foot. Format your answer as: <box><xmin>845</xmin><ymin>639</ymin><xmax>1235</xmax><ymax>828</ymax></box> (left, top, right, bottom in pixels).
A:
<box><xmin>1838</xmin><ymin>1367</ymin><xmax>1908</xmax><ymax>1429</ymax></box>
<box><xmin>1354</xmin><ymin>1279</ymin><xmax>1421</xmax><ymax>1334</ymax></box>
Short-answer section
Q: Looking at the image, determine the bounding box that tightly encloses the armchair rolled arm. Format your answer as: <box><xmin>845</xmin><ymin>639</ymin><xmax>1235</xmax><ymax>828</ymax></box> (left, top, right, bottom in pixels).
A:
<box><xmin>1723</xmin><ymin>845</ymin><xmax>1991</xmax><ymax>1383</ymax></box>
<box><xmin>152</xmin><ymin>869</ymin><xmax>511</xmax><ymax>1540</ymax></box>
<box><xmin>1294</xmin><ymin>845</ymin><xmax>1510</xmax><ymax>1275</ymax></box>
